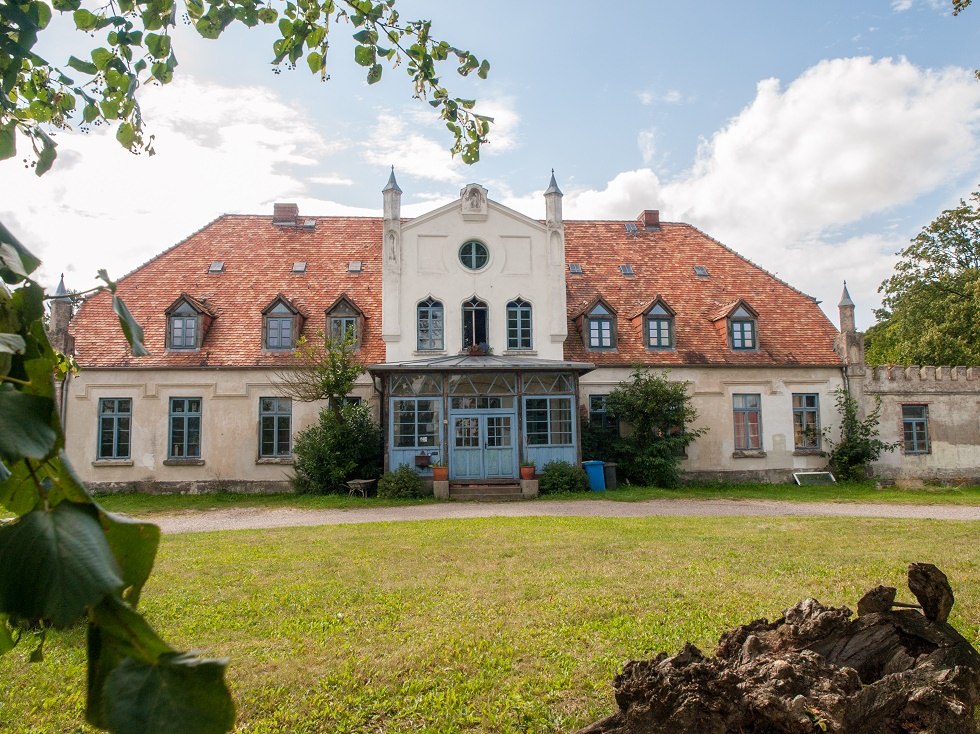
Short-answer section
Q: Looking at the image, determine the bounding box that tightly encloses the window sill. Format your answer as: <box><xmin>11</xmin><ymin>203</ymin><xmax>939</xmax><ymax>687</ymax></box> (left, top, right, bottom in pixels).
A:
<box><xmin>256</xmin><ymin>457</ymin><xmax>294</xmax><ymax>465</ymax></box>
<box><xmin>93</xmin><ymin>459</ymin><xmax>133</xmax><ymax>467</ymax></box>
<box><xmin>413</xmin><ymin>349</ymin><xmax>447</xmax><ymax>356</ymax></box>
<box><xmin>502</xmin><ymin>350</ymin><xmax>537</xmax><ymax>356</ymax></box>
<box><xmin>163</xmin><ymin>458</ymin><xmax>205</xmax><ymax>466</ymax></box>
<box><xmin>793</xmin><ymin>449</ymin><xmax>823</xmax><ymax>457</ymax></box>
<box><xmin>732</xmin><ymin>450</ymin><xmax>767</xmax><ymax>459</ymax></box>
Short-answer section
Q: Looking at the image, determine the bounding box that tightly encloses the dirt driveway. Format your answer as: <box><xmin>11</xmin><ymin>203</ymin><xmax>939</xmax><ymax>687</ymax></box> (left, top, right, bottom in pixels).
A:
<box><xmin>150</xmin><ymin>498</ymin><xmax>980</xmax><ymax>534</ymax></box>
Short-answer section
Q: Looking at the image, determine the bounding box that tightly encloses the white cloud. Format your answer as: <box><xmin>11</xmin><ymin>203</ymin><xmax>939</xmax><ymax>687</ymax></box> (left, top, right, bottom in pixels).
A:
<box><xmin>0</xmin><ymin>77</ymin><xmax>342</xmax><ymax>291</ymax></box>
<box><xmin>637</xmin><ymin>89</ymin><xmax>687</xmax><ymax>106</ymax></box>
<box><xmin>362</xmin><ymin>112</ymin><xmax>463</xmax><ymax>182</ymax></box>
<box><xmin>891</xmin><ymin>0</ymin><xmax>913</xmax><ymax>11</ymax></box>
<box><xmin>638</xmin><ymin>129</ymin><xmax>657</xmax><ymax>165</ymax></box>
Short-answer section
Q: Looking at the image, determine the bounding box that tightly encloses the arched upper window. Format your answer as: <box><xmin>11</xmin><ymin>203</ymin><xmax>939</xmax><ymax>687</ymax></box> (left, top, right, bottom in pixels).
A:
<box><xmin>462</xmin><ymin>297</ymin><xmax>488</xmax><ymax>350</ymax></box>
<box><xmin>417</xmin><ymin>298</ymin><xmax>444</xmax><ymax>351</ymax></box>
<box><xmin>729</xmin><ymin>304</ymin><xmax>757</xmax><ymax>350</ymax></box>
<box><xmin>458</xmin><ymin>240</ymin><xmax>489</xmax><ymax>270</ymax></box>
<box><xmin>506</xmin><ymin>298</ymin><xmax>532</xmax><ymax>350</ymax></box>
<box><xmin>587</xmin><ymin>301</ymin><xmax>616</xmax><ymax>350</ymax></box>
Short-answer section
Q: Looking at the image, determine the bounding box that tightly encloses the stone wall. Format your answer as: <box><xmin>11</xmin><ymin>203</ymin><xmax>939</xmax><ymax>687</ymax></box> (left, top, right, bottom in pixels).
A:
<box><xmin>865</xmin><ymin>365</ymin><xmax>980</xmax><ymax>484</ymax></box>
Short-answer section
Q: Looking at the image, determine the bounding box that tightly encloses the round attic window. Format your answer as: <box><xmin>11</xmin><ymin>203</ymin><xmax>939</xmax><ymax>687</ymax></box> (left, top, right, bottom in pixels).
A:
<box><xmin>458</xmin><ymin>240</ymin><xmax>489</xmax><ymax>270</ymax></box>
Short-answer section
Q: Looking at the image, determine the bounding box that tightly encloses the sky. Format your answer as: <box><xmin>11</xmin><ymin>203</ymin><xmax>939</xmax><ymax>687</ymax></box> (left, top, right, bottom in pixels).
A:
<box><xmin>2</xmin><ymin>0</ymin><xmax>979</xmax><ymax>329</ymax></box>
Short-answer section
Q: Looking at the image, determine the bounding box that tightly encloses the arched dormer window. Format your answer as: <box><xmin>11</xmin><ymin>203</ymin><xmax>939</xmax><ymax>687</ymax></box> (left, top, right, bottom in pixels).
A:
<box><xmin>165</xmin><ymin>294</ymin><xmax>214</xmax><ymax>351</ymax></box>
<box><xmin>728</xmin><ymin>304</ymin><xmax>758</xmax><ymax>350</ymax></box>
<box><xmin>506</xmin><ymin>298</ymin><xmax>532</xmax><ymax>350</ymax></box>
<box><xmin>262</xmin><ymin>296</ymin><xmax>302</xmax><ymax>351</ymax></box>
<box><xmin>417</xmin><ymin>298</ymin><xmax>444</xmax><ymax>351</ymax></box>
<box><xmin>462</xmin><ymin>297</ymin><xmax>488</xmax><ymax>350</ymax></box>
<box><xmin>645</xmin><ymin>300</ymin><xmax>675</xmax><ymax>349</ymax></box>
<box><xmin>586</xmin><ymin>300</ymin><xmax>616</xmax><ymax>350</ymax></box>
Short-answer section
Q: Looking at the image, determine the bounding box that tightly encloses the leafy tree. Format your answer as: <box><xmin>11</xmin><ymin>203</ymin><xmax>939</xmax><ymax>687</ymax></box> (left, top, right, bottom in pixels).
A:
<box><xmin>274</xmin><ymin>329</ymin><xmax>364</xmax><ymax>417</ymax></box>
<box><xmin>0</xmin><ymin>223</ymin><xmax>234</xmax><ymax>732</ymax></box>
<box><xmin>866</xmin><ymin>190</ymin><xmax>980</xmax><ymax>366</ymax></box>
<box><xmin>0</xmin><ymin>0</ymin><xmax>491</xmax><ymax>174</ymax></box>
<box><xmin>605</xmin><ymin>369</ymin><xmax>706</xmax><ymax>488</ymax></box>
<box><xmin>823</xmin><ymin>387</ymin><xmax>896</xmax><ymax>481</ymax></box>
<box><xmin>292</xmin><ymin>401</ymin><xmax>382</xmax><ymax>493</ymax></box>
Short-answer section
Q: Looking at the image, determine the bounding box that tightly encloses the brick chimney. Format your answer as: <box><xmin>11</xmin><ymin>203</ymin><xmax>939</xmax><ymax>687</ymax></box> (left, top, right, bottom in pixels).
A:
<box><xmin>273</xmin><ymin>203</ymin><xmax>299</xmax><ymax>226</ymax></box>
<box><xmin>638</xmin><ymin>209</ymin><xmax>660</xmax><ymax>230</ymax></box>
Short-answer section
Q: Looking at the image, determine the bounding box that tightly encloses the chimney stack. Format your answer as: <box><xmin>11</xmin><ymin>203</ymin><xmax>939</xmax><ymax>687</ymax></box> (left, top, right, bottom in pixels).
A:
<box><xmin>639</xmin><ymin>210</ymin><xmax>660</xmax><ymax>230</ymax></box>
<box><xmin>273</xmin><ymin>203</ymin><xmax>299</xmax><ymax>226</ymax></box>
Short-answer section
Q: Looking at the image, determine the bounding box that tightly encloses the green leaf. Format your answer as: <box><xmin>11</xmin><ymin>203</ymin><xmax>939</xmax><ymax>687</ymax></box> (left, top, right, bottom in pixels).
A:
<box><xmin>185</xmin><ymin>0</ymin><xmax>204</xmax><ymax>18</ymax></box>
<box><xmin>0</xmin><ymin>391</ymin><xmax>58</xmax><ymax>462</ymax></box>
<box><xmin>112</xmin><ymin>294</ymin><xmax>149</xmax><ymax>357</ymax></box>
<box><xmin>351</xmin><ymin>28</ymin><xmax>377</xmax><ymax>44</ymax></box>
<box><xmin>0</xmin><ymin>243</ymin><xmax>29</xmax><ymax>279</ymax></box>
<box><xmin>33</xmin><ymin>1</ymin><xmax>53</xmax><ymax>29</ymax></box>
<box><xmin>34</xmin><ymin>132</ymin><xmax>56</xmax><ymax>177</ymax></box>
<box><xmin>0</xmin><ymin>503</ymin><xmax>123</xmax><ymax>627</ymax></box>
<box><xmin>91</xmin><ymin>47</ymin><xmax>114</xmax><ymax>70</ymax></box>
<box><xmin>306</xmin><ymin>50</ymin><xmax>322</xmax><ymax>73</ymax></box>
<box><xmin>353</xmin><ymin>44</ymin><xmax>375</xmax><ymax>67</ymax></box>
<box><xmin>0</xmin><ymin>121</ymin><xmax>15</xmax><ymax>162</ymax></box>
<box><xmin>52</xmin><ymin>0</ymin><xmax>81</xmax><ymax>10</ymax></box>
<box><xmin>366</xmin><ymin>62</ymin><xmax>382</xmax><ymax>84</ymax></box>
<box><xmin>116</xmin><ymin>121</ymin><xmax>135</xmax><ymax>148</ymax></box>
<box><xmin>145</xmin><ymin>32</ymin><xmax>171</xmax><ymax>59</ymax></box>
<box><xmin>256</xmin><ymin>7</ymin><xmax>277</xmax><ymax>23</ymax></box>
<box><xmin>98</xmin><ymin>510</ymin><xmax>160</xmax><ymax>606</ymax></box>
<box><xmin>83</xmin><ymin>103</ymin><xmax>99</xmax><ymax>123</ymax></box>
<box><xmin>478</xmin><ymin>59</ymin><xmax>490</xmax><ymax>79</ymax></box>
<box><xmin>73</xmin><ymin>7</ymin><xmax>99</xmax><ymax>30</ymax></box>
<box><xmin>67</xmin><ymin>55</ymin><xmax>98</xmax><ymax>75</ymax></box>
<box><xmin>103</xmin><ymin>653</ymin><xmax>235</xmax><ymax>734</ymax></box>
<box><xmin>0</xmin><ymin>460</ymin><xmax>41</xmax><ymax>514</ymax></box>
<box><xmin>47</xmin><ymin>451</ymin><xmax>92</xmax><ymax>506</ymax></box>
<box><xmin>0</xmin><ymin>333</ymin><xmax>25</xmax><ymax>354</ymax></box>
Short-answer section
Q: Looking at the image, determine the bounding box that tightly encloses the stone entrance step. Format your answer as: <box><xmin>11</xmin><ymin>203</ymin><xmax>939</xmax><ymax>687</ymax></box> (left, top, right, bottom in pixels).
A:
<box><xmin>449</xmin><ymin>482</ymin><xmax>524</xmax><ymax>502</ymax></box>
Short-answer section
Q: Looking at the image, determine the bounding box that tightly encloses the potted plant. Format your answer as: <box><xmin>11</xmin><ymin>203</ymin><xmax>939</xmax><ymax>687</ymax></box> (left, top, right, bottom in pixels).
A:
<box><xmin>520</xmin><ymin>460</ymin><xmax>536</xmax><ymax>480</ymax></box>
<box><xmin>431</xmin><ymin>459</ymin><xmax>449</xmax><ymax>481</ymax></box>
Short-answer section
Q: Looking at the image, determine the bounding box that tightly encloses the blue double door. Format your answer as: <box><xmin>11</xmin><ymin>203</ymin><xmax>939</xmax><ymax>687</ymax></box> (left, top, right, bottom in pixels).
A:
<box><xmin>450</xmin><ymin>411</ymin><xmax>516</xmax><ymax>480</ymax></box>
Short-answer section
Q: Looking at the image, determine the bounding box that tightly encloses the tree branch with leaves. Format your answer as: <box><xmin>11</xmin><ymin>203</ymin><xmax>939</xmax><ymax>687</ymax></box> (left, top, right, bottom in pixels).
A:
<box><xmin>0</xmin><ymin>0</ymin><xmax>492</xmax><ymax>174</ymax></box>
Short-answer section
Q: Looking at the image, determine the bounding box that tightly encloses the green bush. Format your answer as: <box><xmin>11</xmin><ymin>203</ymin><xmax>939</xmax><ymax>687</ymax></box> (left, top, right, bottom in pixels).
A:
<box><xmin>292</xmin><ymin>403</ymin><xmax>383</xmax><ymax>494</ymax></box>
<box><xmin>538</xmin><ymin>460</ymin><xmax>589</xmax><ymax>495</ymax></box>
<box><xmin>377</xmin><ymin>464</ymin><xmax>430</xmax><ymax>499</ymax></box>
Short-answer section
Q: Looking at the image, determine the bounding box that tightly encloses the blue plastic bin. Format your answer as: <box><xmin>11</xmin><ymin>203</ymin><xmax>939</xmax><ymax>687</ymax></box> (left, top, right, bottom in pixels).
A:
<box><xmin>582</xmin><ymin>460</ymin><xmax>606</xmax><ymax>491</ymax></box>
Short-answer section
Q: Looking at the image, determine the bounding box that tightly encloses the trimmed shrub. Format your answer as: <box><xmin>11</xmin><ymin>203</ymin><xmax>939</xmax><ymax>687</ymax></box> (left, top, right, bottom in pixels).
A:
<box><xmin>377</xmin><ymin>464</ymin><xmax>430</xmax><ymax>499</ymax></box>
<box><xmin>538</xmin><ymin>460</ymin><xmax>588</xmax><ymax>495</ymax></box>
<box><xmin>292</xmin><ymin>403</ymin><xmax>382</xmax><ymax>494</ymax></box>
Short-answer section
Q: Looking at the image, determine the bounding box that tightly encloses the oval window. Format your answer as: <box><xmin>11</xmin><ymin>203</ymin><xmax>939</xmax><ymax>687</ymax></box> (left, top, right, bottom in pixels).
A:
<box><xmin>459</xmin><ymin>240</ymin><xmax>489</xmax><ymax>270</ymax></box>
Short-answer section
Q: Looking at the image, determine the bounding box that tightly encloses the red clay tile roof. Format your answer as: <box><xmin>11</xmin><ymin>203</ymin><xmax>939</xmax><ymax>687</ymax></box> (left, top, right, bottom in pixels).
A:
<box><xmin>70</xmin><ymin>213</ymin><xmax>843</xmax><ymax>370</ymax></box>
<box><xmin>562</xmin><ymin>220</ymin><xmax>843</xmax><ymax>367</ymax></box>
<box><xmin>70</xmin><ymin>214</ymin><xmax>385</xmax><ymax>368</ymax></box>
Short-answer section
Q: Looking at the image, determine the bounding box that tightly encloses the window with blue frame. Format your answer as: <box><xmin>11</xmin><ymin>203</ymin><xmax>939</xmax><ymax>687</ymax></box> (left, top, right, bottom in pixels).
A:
<box><xmin>792</xmin><ymin>393</ymin><xmax>820</xmax><ymax>450</ymax></box>
<box><xmin>902</xmin><ymin>404</ymin><xmax>929</xmax><ymax>454</ymax></box>
<box><xmin>259</xmin><ymin>397</ymin><xmax>292</xmax><ymax>457</ymax></box>
<box><xmin>586</xmin><ymin>302</ymin><xmax>616</xmax><ymax>349</ymax></box>
<box><xmin>525</xmin><ymin>397</ymin><xmax>573</xmax><ymax>445</ymax></box>
<box><xmin>506</xmin><ymin>298</ymin><xmax>532</xmax><ymax>350</ymax></box>
<box><xmin>393</xmin><ymin>398</ymin><xmax>439</xmax><ymax>450</ymax></box>
<box><xmin>169</xmin><ymin>397</ymin><xmax>202</xmax><ymax>459</ymax></box>
<box><xmin>265</xmin><ymin>301</ymin><xmax>296</xmax><ymax>350</ymax></box>
<box><xmin>729</xmin><ymin>305</ymin><xmax>757</xmax><ymax>350</ymax></box>
<box><xmin>168</xmin><ymin>301</ymin><xmax>199</xmax><ymax>350</ymax></box>
<box><xmin>733</xmin><ymin>393</ymin><xmax>762</xmax><ymax>450</ymax></box>
<box><xmin>645</xmin><ymin>301</ymin><xmax>674</xmax><ymax>349</ymax></box>
<box><xmin>98</xmin><ymin>398</ymin><xmax>131</xmax><ymax>459</ymax></box>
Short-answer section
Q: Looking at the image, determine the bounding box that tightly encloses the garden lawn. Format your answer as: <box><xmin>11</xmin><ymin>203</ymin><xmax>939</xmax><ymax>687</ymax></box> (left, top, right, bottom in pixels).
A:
<box><xmin>1</xmin><ymin>515</ymin><xmax>978</xmax><ymax>733</ymax></box>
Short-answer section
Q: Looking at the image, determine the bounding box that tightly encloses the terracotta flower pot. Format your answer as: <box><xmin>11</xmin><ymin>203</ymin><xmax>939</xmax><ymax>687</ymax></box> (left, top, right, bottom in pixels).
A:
<box><xmin>520</xmin><ymin>465</ymin><xmax>535</xmax><ymax>480</ymax></box>
<box><xmin>432</xmin><ymin>466</ymin><xmax>449</xmax><ymax>481</ymax></box>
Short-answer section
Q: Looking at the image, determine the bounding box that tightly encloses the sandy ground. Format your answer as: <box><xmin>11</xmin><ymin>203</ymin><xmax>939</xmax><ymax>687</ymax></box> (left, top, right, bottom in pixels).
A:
<box><xmin>148</xmin><ymin>499</ymin><xmax>980</xmax><ymax>534</ymax></box>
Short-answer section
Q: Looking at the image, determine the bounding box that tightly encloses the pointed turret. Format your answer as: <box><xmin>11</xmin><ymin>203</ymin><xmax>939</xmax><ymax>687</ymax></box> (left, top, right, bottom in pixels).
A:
<box><xmin>383</xmin><ymin>166</ymin><xmax>401</xmax><ymax>220</ymax></box>
<box><xmin>381</xmin><ymin>168</ymin><xmax>403</xmax><ymax>346</ymax></box>
<box><xmin>839</xmin><ymin>281</ymin><xmax>856</xmax><ymax>335</ymax></box>
<box><xmin>545</xmin><ymin>169</ymin><xmax>563</xmax><ymax>227</ymax></box>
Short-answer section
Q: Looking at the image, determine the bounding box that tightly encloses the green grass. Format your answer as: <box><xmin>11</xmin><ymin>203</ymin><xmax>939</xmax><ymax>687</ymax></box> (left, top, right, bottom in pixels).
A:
<box><xmin>2</xmin><ymin>515</ymin><xmax>978</xmax><ymax>733</ymax></box>
<box><xmin>82</xmin><ymin>481</ymin><xmax>980</xmax><ymax>517</ymax></box>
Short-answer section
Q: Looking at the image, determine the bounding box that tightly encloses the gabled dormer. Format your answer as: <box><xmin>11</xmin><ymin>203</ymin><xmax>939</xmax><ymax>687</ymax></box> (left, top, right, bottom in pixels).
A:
<box><xmin>262</xmin><ymin>295</ymin><xmax>305</xmax><ymax>351</ymax></box>
<box><xmin>325</xmin><ymin>294</ymin><xmax>364</xmax><ymax>348</ymax></box>
<box><xmin>710</xmin><ymin>299</ymin><xmax>759</xmax><ymax>351</ymax></box>
<box><xmin>165</xmin><ymin>294</ymin><xmax>216</xmax><ymax>351</ymax></box>
<box><xmin>633</xmin><ymin>297</ymin><xmax>675</xmax><ymax>350</ymax></box>
<box><xmin>572</xmin><ymin>296</ymin><xmax>618</xmax><ymax>351</ymax></box>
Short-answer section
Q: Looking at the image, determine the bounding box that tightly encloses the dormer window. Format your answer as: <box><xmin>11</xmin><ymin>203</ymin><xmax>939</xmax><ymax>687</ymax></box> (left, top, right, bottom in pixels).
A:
<box><xmin>165</xmin><ymin>295</ymin><xmax>214</xmax><ymax>351</ymax></box>
<box><xmin>729</xmin><ymin>305</ymin><xmax>757</xmax><ymax>350</ymax></box>
<box><xmin>326</xmin><ymin>295</ymin><xmax>364</xmax><ymax>349</ymax></box>
<box><xmin>262</xmin><ymin>296</ymin><xmax>303</xmax><ymax>351</ymax></box>
<box><xmin>645</xmin><ymin>300</ymin><xmax>675</xmax><ymax>349</ymax></box>
<box><xmin>586</xmin><ymin>301</ymin><xmax>616</xmax><ymax>350</ymax></box>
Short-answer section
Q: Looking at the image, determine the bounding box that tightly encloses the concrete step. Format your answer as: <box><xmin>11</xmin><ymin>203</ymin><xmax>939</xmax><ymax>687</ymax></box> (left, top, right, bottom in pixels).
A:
<box><xmin>449</xmin><ymin>483</ymin><xmax>524</xmax><ymax>502</ymax></box>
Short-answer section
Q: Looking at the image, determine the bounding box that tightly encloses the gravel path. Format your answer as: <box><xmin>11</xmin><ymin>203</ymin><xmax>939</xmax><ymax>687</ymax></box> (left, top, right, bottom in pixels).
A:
<box><xmin>150</xmin><ymin>499</ymin><xmax>980</xmax><ymax>534</ymax></box>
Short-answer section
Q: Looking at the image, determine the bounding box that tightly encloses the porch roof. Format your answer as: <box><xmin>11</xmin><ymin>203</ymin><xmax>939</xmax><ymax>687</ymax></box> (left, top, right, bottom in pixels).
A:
<box><xmin>368</xmin><ymin>354</ymin><xmax>595</xmax><ymax>374</ymax></box>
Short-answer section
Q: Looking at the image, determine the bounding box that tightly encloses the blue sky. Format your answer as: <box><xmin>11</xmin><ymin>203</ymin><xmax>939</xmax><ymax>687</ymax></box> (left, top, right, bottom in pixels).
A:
<box><xmin>2</xmin><ymin>0</ymin><xmax>979</xmax><ymax>328</ymax></box>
